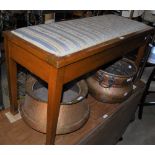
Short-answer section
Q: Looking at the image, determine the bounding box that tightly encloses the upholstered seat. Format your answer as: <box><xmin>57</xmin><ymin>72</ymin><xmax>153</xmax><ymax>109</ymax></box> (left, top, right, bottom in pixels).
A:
<box><xmin>12</xmin><ymin>15</ymin><xmax>150</xmax><ymax>57</ymax></box>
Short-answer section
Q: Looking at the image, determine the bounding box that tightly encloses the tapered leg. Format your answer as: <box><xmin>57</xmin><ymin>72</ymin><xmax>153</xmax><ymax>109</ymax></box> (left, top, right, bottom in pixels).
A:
<box><xmin>46</xmin><ymin>67</ymin><xmax>65</xmax><ymax>145</ymax></box>
<box><xmin>7</xmin><ymin>58</ymin><xmax>18</xmax><ymax>114</ymax></box>
<box><xmin>4</xmin><ymin>38</ymin><xmax>18</xmax><ymax>114</ymax></box>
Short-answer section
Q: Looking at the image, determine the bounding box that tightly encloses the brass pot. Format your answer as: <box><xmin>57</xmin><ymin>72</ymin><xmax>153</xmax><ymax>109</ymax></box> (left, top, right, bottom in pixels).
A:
<box><xmin>20</xmin><ymin>76</ymin><xmax>89</xmax><ymax>134</ymax></box>
<box><xmin>86</xmin><ymin>58</ymin><xmax>137</xmax><ymax>103</ymax></box>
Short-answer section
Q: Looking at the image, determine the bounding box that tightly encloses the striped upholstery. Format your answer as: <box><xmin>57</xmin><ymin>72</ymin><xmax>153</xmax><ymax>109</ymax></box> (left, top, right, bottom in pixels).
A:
<box><xmin>12</xmin><ymin>15</ymin><xmax>150</xmax><ymax>57</ymax></box>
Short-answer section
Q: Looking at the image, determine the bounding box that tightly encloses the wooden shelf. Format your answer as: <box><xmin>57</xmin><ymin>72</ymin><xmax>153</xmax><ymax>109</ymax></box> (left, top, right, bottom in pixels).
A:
<box><xmin>0</xmin><ymin>81</ymin><xmax>144</xmax><ymax>145</ymax></box>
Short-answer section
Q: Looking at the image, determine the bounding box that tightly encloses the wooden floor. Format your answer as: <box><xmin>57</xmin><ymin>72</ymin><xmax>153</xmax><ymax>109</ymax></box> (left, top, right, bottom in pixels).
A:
<box><xmin>0</xmin><ymin>95</ymin><xmax>121</xmax><ymax>145</ymax></box>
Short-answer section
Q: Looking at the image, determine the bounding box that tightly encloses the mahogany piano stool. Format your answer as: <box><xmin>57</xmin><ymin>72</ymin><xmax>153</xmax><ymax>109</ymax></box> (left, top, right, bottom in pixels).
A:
<box><xmin>4</xmin><ymin>15</ymin><xmax>154</xmax><ymax>144</ymax></box>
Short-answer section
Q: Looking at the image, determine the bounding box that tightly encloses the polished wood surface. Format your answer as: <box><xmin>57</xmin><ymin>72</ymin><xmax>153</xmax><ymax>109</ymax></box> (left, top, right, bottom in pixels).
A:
<box><xmin>4</xmin><ymin>25</ymin><xmax>154</xmax><ymax>144</ymax></box>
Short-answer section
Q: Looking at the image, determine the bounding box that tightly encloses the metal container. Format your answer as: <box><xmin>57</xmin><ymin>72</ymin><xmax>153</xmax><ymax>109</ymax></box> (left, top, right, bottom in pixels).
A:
<box><xmin>86</xmin><ymin>58</ymin><xmax>137</xmax><ymax>103</ymax></box>
<box><xmin>20</xmin><ymin>76</ymin><xmax>89</xmax><ymax>134</ymax></box>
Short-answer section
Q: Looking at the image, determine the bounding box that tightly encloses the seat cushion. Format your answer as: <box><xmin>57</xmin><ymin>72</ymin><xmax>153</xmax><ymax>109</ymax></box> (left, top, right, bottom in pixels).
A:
<box><xmin>12</xmin><ymin>14</ymin><xmax>150</xmax><ymax>57</ymax></box>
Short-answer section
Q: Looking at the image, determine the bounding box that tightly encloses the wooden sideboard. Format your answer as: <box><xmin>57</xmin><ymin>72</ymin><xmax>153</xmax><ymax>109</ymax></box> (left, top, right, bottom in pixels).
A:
<box><xmin>4</xmin><ymin>22</ymin><xmax>154</xmax><ymax>144</ymax></box>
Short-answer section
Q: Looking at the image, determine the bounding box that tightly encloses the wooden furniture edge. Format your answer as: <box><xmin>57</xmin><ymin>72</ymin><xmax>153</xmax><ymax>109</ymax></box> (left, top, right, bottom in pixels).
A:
<box><xmin>3</xmin><ymin>27</ymin><xmax>154</xmax><ymax>68</ymax></box>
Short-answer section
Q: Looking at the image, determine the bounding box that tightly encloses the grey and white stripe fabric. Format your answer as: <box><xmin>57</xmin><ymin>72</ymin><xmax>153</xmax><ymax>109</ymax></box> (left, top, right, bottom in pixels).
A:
<box><xmin>12</xmin><ymin>15</ymin><xmax>150</xmax><ymax>57</ymax></box>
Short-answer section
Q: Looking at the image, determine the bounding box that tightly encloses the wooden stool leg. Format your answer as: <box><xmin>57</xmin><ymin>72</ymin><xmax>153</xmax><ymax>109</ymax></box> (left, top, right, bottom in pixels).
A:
<box><xmin>4</xmin><ymin>39</ymin><xmax>18</xmax><ymax>114</ymax></box>
<box><xmin>46</xmin><ymin>68</ymin><xmax>64</xmax><ymax>145</ymax></box>
<box><xmin>7</xmin><ymin>58</ymin><xmax>18</xmax><ymax>114</ymax></box>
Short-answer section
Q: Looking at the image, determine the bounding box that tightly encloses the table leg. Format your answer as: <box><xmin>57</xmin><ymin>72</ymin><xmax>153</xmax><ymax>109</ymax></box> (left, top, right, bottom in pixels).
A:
<box><xmin>46</xmin><ymin>67</ymin><xmax>65</xmax><ymax>144</ymax></box>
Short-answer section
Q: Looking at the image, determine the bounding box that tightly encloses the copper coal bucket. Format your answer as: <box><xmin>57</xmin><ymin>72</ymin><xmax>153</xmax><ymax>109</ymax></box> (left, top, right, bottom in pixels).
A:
<box><xmin>86</xmin><ymin>58</ymin><xmax>137</xmax><ymax>103</ymax></box>
<box><xmin>20</xmin><ymin>76</ymin><xmax>89</xmax><ymax>134</ymax></box>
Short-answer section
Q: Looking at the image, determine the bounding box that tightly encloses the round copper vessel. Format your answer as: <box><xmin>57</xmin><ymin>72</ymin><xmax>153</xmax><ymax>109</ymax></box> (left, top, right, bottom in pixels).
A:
<box><xmin>86</xmin><ymin>58</ymin><xmax>137</xmax><ymax>103</ymax></box>
<box><xmin>20</xmin><ymin>76</ymin><xmax>89</xmax><ymax>134</ymax></box>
